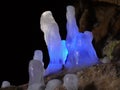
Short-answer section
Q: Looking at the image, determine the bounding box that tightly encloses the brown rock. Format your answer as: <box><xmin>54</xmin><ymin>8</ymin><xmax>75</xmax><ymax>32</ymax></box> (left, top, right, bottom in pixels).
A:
<box><xmin>75</xmin><ymin>1</ymin><xmax>120</xmax><ymax>58</ymax></box>
<box><xmin>54</xmin><ymin>85</ymin><xmax>66</xmax><ymax>90</ymax></box>
<box><xmin>0</xmin><ymin>86</ymin><xmax>17</xmax><ymax>90</ymax></box>
<box><xmin>97</xmin><ymin>0</ymin><xmax>120</xmax><ymax>5</ymax></box>
<box><xmin>112</xmin><ymin>42</ymin><xmax>120</xmax><ymax>62</ymax></box>
<box><xmin>77</xmin><ymin>63</ymin><xmax>120</xmax><ymax>90</ymax></box>
<box><xmin>0</xmin><ymin>63</ymin><xmax>120</xmax><ymax>90</ymax></box>
<box><xmin>45</xmin><ymin>63</ymin><xmax>120</xmax><ymax>90</ymax></box>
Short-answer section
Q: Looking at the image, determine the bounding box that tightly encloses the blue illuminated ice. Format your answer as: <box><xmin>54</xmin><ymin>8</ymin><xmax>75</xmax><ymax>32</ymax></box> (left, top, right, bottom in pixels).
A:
<box><xmin>40</xmin><ymin>11</ymin><xmax>68</xmax><ymax>76</ymax></box>
<box><xmin>66</xmin><ymin>6</ymin><xmax>79</xmax><ymax>43</ymax></box>
<box><xmin>61</xmin><ymin>40</ymin><xmax>68</xmax><ymax>64</ymax></box>
<box><xmin>65</xmin><ymin>5</ymin><xmax>99</xmax><ymax>69</ymax></box>
<box><xmin>66</xmin><ymin>6</ymin><xmax>79</xmax><ymax>52</ymax></box>
<box><xmin>39</xmin><ymin>5</ymin><xmax>99</xmax><ymax>75</ymax></box>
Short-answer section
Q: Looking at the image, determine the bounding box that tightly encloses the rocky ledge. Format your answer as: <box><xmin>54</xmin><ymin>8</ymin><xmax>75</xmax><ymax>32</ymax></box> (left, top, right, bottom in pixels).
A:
<box><xmin>0</xmin><ymin>62</ymin><xmax>120</xmax><ymax>90</ymax></box>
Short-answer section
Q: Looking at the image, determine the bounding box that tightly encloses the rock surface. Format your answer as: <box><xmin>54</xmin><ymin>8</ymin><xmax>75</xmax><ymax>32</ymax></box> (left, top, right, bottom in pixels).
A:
<box><xmin>0</xmin><ymin>62</ymin><xmax>120</xmax><ymax>90</ymax></box>
<box><xmin>75</xmin><ymin>0</ymin><xmax>120</xmax><ymax>58</ymax></box>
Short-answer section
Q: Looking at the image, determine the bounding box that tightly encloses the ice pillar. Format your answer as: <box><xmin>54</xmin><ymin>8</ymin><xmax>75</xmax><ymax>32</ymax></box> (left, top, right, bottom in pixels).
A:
<box><xmin>40</xmin><ymin>11</ymin><xmax>68</xmax><ymax>76</ymax></box>
<box><xmin>28</xmin><ymin>50</ymin><xmax>45</xmax><ymax>90</ymax></box>
<box><xmin>65</xmin><ymin>5</ymin><xmax>99</xmax><ymax>69</ymax></box>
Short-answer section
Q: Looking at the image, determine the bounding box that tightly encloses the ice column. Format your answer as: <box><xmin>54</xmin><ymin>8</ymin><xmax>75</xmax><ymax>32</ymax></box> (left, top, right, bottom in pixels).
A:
<box><xmin>28</xmin><ymin>50</ymin><xmax>45</xmax><ymax>90</ymax></box>
<box><xmin>63</xmin><ymin>74</ymin><xmax>79</xmax><ymax>90</ymax></box>
<box><xmin>66</xmin><ymin>5</ymin><xmax>79</xmax><ymax>51</ymax></box>
<box><xmin>45</xmin><ymin>79</ymin><xmax>62</xmax><ymax>90</ymax></box>
<box><xmin>33</xmin><ymin>50</ymin><xmax>44</xmax><ymax>66</ymax></box>
<box><xmin>40</xmin><ymin>11</ymin><xmax>68</xmax><ymax>76</ymax></box>
<box><xmin>65</xmin><ymin>5</ymin><xmax>99</xmax><ymax>69</ymax></box>
<box><xmin>1</xmin><ymin>81</ymin><xmax>10</xmax><ymax>88</ymax></box>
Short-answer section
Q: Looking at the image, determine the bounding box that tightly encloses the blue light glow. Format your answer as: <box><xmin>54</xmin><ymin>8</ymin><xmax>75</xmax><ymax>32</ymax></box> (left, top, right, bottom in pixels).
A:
<box><xmin>44</xmin><ymin>64</ymin><xmax>63</xmax><ymax>76</ymax></box>
<box><xmin>40</xmin><ymin>6</ymin><xmax>99</xmax><ymax>76</ymax></box>
<box><xmin>65</xmin><ymin>31</ymin><xmax>99</xmax><ymax>69</ymax></box>
<box><xmin>64</xmin><ymin>5</ymin><xmax>99</xmax><ymax>69</ymax></box>
<box><xmin>61</xmin><ymin>40</ymin><xmax>68</xmax><ymax>64</ymax></box>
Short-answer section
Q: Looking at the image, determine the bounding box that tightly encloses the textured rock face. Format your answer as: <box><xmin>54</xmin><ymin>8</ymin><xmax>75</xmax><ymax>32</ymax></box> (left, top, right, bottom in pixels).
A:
<box><xmin>1</xmin><ymin>63</ymin><xmax>119</xmax><ymax>90</ymax></box>
<box><xmin>112</xmin><ymin>42</ymin><xmax>120</xmax><ymax>62</ymax></box>
<box><xmin>77</xmin><ymin>63</ymin><xmax>120</xmax><ymax>90</ymax></box>
<box><xmin>75</xmin><ymin>0</ymin><xmax>120</xmax><ymax>58</ymax></box>
<box><xmin>97</xmin><ymin>0</ymin><xmax>120</xmax><ymax>5</ymax></box>
<box><xmin>45</xmin><ymin>63</ymin><xmax>120</xmax><ymax>90</ymax></box>
<box><xmin>103</xmin><ymin>40</ymin><xmax>120</xmax><ymax>60</ymax></box>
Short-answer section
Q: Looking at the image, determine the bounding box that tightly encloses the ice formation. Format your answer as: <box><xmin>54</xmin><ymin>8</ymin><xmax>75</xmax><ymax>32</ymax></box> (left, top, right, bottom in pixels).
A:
<box><xmin>40</xmin><ymin>11</ymin><xmax>68</xmax><ymax>76</ymax></box>
<box><xmin>28</xmin><ymin>84</ymin><xmax>45</xmax><ymax>90</ymax></box>
<box><xmin>66</xmin><ymin>6</ymin><xmax>79</xmax><ymax>46</ymax></box>
<box><xmin>45</xmin><ymin>79</ymin><xmax>62</xmax><ymax>90</ymax></box>
<box><xmin>100</xmin><ymin>56</ymin><xmax>111</xmax><ymax>63</ymax></box>
<box><xmin>61</xmin><ymin>40</ymin><xmax>68</xmax><ymax>64</ymax></box>
<box><xmin>28</xmin><ymin>50</ymin><xmax>45</xmax><ymax>90</ymax></box>
<box><xmin>33</xmin><ymin>50</ymin><xmax>44</xmax><ymax>65</ymax></box>
<box><xmin>65</xmin><ymin>5</ymin><xmax>99</xmax><ymax>69</ymax></box>
<box><xmin>39</xmin><ymin>5</ymin><xmax>99</xmax><ymax>75</ymax></box>
<box><xmin>1</xmin><ymin>81</ymin><xmax>10</xmax><ymax>88</ymax></box>
<box><xmin>63</xmin><ymin>74</ymin><xmax>79</xmax><ymax>90</ymax></box>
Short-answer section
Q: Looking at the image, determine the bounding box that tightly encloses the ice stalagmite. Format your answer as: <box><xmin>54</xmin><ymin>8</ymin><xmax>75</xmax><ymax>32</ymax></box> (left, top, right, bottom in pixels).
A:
<box><xmin>63</xmin><ymin>74</ymin><xmax>79</xmax><ymax>90</ymax></box>
<box><xmin>65</xmin><ymin>5</ymin><xmax>99</xmax><ymax>70</ymax></box>
<box><xmin>28</xmin><ymin>50</ymin><xmax>45</xmax><ymax>90</ymax></box>
<box><xmin>45</xmin><ymin>79</ymin><xmax>62</xmax><ymax>90</ymax></box>
<box><xmin>66</xmin><ymin>6</ymin><xmax>79</xmax><ymax>43</ymax></box>
<box><xmin>65</xmin><ymin>5</ymin><xmax>79</xmax><ymax>60</ymax></box>
<box><xmin>1</xmin><ymin>81</ymin><xmax>10</xmax><ymax>88</ymax></box>
<box><xmin>40</xmin><ymin>11</ymin><xmax>68</xmax><ymax>76</ymax></box>
<box><xmin>33</xmin><ymin>50</ymin><xmax>44</xmax><ymax>66</ymax></box>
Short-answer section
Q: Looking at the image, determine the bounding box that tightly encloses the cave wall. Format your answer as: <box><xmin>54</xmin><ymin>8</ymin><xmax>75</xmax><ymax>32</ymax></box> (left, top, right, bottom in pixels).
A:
<box><xmin>97</xmin><ymin>0</ymin><xmax>120</xmax><ymax>5</ymax></box>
